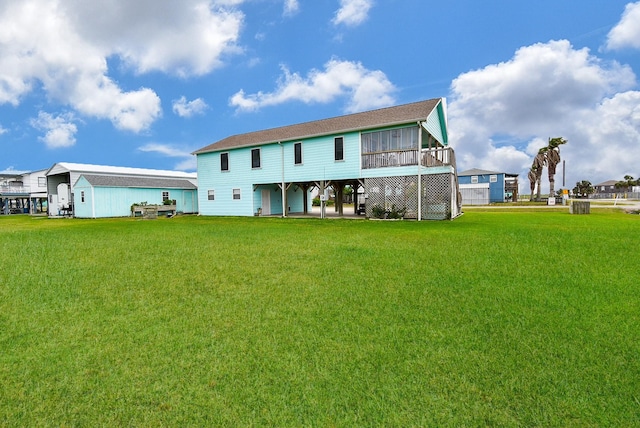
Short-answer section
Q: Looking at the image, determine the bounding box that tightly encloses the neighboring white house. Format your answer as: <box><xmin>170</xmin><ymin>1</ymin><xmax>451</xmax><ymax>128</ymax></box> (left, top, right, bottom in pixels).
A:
<box><xmin>45</xmin><ymin>162</ymin><xmax>198</xmax><ymax>218</ymax></box>
<box><xmin>0</xmin><ymin>169</ymin><xmax>48</xmax><ymax>215</ymax></box>
<box><xmin>194</xmin><ymin>98</ymin><xmax>461</xmax><ymax>220</ymax></box>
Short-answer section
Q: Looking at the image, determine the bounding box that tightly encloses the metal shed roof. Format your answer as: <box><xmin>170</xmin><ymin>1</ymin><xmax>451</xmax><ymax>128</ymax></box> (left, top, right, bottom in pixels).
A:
<box><xmin>193</xmin><ymin>98</ymin><xmax>443</xmax><ymax>154</ymax></box>
<box><xmin>46</xmin><ymin>162</ymin><xmax>197</xmax><ymax>180</ymax></box>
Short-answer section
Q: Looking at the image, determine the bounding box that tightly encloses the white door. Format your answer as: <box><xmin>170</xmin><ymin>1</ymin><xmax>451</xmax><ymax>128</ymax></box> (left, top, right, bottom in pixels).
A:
<box><xmin>261</xmin><ymin>189</ymin><xmax>271</xmax><ymax>215</ymax></box>
<box><xmin>49</xmin><ymin>195</ymin><xmax>58</xmax><ymax>216</ymax></box>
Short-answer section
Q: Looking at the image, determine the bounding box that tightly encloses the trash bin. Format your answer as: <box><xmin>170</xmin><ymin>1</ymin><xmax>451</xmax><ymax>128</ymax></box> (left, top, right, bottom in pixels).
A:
<box><xmin>570</xmin><ymin>200</ymin><xmax>590</xmax><ymax>214</ymax></box>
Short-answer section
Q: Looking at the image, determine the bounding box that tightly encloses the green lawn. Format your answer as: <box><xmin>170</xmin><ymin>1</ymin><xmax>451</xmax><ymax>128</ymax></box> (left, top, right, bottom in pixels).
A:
<box><xmin>1</xmin><ymin>211</ymin><xmax>638</xmax><ymax>426</ymax></box>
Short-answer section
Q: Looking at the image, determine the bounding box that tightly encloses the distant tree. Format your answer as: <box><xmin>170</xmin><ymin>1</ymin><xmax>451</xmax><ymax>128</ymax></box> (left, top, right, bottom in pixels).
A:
<box><xmin>528</xmin><ymin>167</ymin><xmax>537</xmax><ymax>201</ymax></box>
<box><xmin>531</xmin><ymin>149</ymin><xmax>546</xmax><ymax>201</ymax></box>
<box><xmin>615</xmin><ymin>175</ymin><xmax>636</xmax><ymax>192</ymax></box>
<box><xmin>546</xmin><ymin>137</ymin><xmax>567</xmax><ymax>198</ymax></box>
<box><xmin>573</xmin><ymin>180</ymin><xmax>594</xmax><ymax>198</ymax></box>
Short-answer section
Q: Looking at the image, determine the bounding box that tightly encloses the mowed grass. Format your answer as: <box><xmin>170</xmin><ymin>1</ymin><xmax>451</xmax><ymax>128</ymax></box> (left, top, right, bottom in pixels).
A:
<box><xmin>1</xmin><ymin>210</ymin><xmax>638</xmax><ymax>426</ymax></box>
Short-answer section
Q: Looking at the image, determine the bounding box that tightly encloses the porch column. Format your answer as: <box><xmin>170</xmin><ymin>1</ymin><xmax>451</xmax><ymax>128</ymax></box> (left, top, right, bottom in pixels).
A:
<box><xmin>335</xmin><ymin>182</ymin><xmax>344</xmax><ymax>216</ymax></box>
<box><xmin>353</xmin><ymin>182</ymin><xmax>359</xmax><ymax>214</ymax></box>
<box><xmin>301</xmin><ymin>183</ymin><xmax>310</xmax><ymax>214</ymax></box>
<box><xmin>320</xmin><ymin>180</ymin><xmax>326</xmax><ymax>219</ymax></box>
<box><xmin>417</xmin><ymin>121</ymin><xmax>423</xmax><ymax>221</ymax></box>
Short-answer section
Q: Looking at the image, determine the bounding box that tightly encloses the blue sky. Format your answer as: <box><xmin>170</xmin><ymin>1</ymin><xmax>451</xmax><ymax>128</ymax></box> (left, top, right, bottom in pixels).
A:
<box><xmin>1</xmin><ymin>0</ymin><xmax>639</xmax><ymax>191</ymax></box>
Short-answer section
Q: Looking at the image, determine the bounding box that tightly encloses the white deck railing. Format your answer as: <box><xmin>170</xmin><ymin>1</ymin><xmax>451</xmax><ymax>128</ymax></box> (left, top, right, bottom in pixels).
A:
<box><xmin>361</xmin><ymin>147</ymin><xmax>455</xmax><ymax>169</ymax></box>
<box><xmin>0</xmin><ymin>185</ymin><xmax>29</xmax><ymax>194</ymax></box>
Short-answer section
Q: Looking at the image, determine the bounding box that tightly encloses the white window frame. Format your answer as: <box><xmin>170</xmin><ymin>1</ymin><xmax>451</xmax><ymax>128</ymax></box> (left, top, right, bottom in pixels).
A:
<box><xmin>490</xmin><ymin>175</ymin><xmax>498</xmax><ymax>183</ymax></box>
<box><xmin>208</xmin><ymin>190</ymin><xmax>215</xmax><ymax>201</ymax></box>
<box><xmin>233</xmin><ymin>188</ymin><xmax>241</xmax><ymax>200</ymax></box>
<box><xmin>471</xmin><ymin>176</ymin><xmax>478</xmax><ymax>184</ymax></box>
<box><xmin>162</xmin><ymin>191</ymin><xmax>170</xmax><ymax>201</ymax></box>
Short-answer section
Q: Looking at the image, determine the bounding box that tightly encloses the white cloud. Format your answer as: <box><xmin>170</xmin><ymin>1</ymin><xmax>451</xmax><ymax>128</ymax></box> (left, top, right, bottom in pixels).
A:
<box><xmin>138</xmin><ymin>143</ymin><xmax>196</xmax><ymax>171</ymax></box>
<box><xmin>606</xmin><ymin>1</ymin><xmax>640</xmax><ymax>50</ymax></box>
<box><xmin>230</xmin><ymin>58</ymin><xmax>396</xmax><ymax>113</ymax></box>
<box><xmin>0</xmin><ymin>0</ymin><xmax>163</xmax><ymax>133</ymax></box>
<box><xmin>65</xmin><ymin>0</ymin><xmax>244</xmax><ymax>77</ymax></box>
<box><xmin>332</xmin><ymin>0</ymin><xmax>373</xmax><ymax>27</ymax></box>
<box><xmin>30</xmin><ymin>112</ymin><xmax>78</xmax><ymax>148</ymax></box>
<box><xmin>283</xmin><ymin>0</ymin><xmax>299</xmax><ymax>17</ymax></box>
<box><xmin>0</xmin><ymin>125</ymin><xmax>7</xmax><ymax>136</ymax></box>
<box><xmin>566</xmin><ymin>91</ymin><xmax>640</xmax><ymax>183</ymax></box>
<box><xmin>0</xmin><ymin>0</ymin><xmax>243</xmax><ymax>132</ymax></box>
<box><xmin>172</xmin><ymin>96</ymin><xmax>209</xmax><ymax>118</ymax></box>
<box><xmin>448</xmin><ymin>40</ymin><xmax>639</xmax><ymax>192</ymax></box>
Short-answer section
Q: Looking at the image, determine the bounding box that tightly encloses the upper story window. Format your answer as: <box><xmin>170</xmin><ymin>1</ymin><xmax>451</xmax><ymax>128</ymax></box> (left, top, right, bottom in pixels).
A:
<box><xmin>294</xmin><ymin>142</ymin><xmax>303</xmax><ymax>165</ymax></box>
<box><xmin>334</xmin><ymin>137</ymin><xmax>344</xmax><ymax>161</ymax></box>
<box><xmin>221</xmin><ymin>152</ymin><xmax>229</xmax><ymax>171</ymax></box>
<box><xmin>251</xmin><ymin>148</ymin><xmax>261</xmax><ymax>169</ymax></box>
<box><xmin>38</xmin><ymin>177</ymin><xmax>46</xmax><ymax>187</ymax></box>
<box><xmin>490</xmin><ymin>175</ymin><xmax>497</xmax><ymax>183</ymax></box>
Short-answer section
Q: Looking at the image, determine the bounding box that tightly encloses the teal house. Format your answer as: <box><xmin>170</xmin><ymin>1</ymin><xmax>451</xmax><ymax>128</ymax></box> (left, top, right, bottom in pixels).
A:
<box><xmin>45</xmin><ymin>162</ymin><xmax>198</xmax><ymax>218</ymax></box>
<box><xmin>193</xmin><ymin>98</ymin><xmax>461</xmax><ymax>220</ymax></box>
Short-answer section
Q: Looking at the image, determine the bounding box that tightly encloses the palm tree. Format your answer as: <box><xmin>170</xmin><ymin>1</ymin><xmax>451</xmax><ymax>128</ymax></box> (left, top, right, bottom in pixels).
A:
<box><xmin>546</xmin><ymin>137</ymin><xmax>567</xmax><ymax>198</ymax></box>
<box><xmin>573</xmin><ymin>180</ymin><xmax>594</xmax><ymax>198</ymax></box>
<box><xmin>533</xmin><ymin>148</ymin><xmax>547</xmax><ymax>201</ymax></box>
<box><xmin>615</xmin><ymin>175</ymin><xmax>636</xmax><ymax>192</ymax></box>
<box><xmin>528</xmin><ymin>167</ymin><xmax>537</xmax><ymax>201</ymax></box>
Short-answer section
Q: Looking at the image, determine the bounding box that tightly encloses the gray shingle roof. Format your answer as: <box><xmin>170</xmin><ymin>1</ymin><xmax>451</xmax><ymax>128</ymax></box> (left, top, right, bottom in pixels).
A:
<box><xmin>193</xmin><ymin>98</ymin><xmax>441</xmax><ymax>154</ymax></box>
<box><xmin>594</xmin><ymin>180</ymin><xmax>618</xmax><ymax>187</ymax></box>
<box><xmin>79</xmin><ymin>174</ymin><xmax>196</xmax><ymax>189</ymax></box>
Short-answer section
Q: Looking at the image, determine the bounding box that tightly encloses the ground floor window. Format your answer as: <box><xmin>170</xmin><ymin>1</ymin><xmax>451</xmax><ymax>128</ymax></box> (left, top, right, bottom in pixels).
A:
<box><xmin>233</xmin><ymin>188</ymin><xmax>241</xmax><ymax>200</ymax></box>
<box><xmin>162</xmin><ymin>191</ymin><xmax>170</xmax><ymax>201</ymax></box>
<box><xmin>208</xmin><ymin>190</ymin><xmax>215</xmax><ymax>200</ymax></box>
<box><xmin>81</xmin><ymin>191</ymin><xmax>85</xmax><ymax>203</ymax></box>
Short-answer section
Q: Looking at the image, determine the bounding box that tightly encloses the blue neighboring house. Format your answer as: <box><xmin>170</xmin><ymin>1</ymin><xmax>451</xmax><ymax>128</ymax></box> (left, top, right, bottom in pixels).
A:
<box><xmin>458</xmin><ymin>168</ymin><xmax>519</xmax><ymax>205</ymax></box>
<box><xmin>193</xmin><ymin>98</ymin><xmax>461</xmax><ymax>220</ymax></box>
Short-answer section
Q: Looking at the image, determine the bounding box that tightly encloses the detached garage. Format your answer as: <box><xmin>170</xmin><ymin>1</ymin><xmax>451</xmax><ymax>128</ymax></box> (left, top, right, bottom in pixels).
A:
<box><xmin>46</xmin><ymin>162</ymin><xmax>198</xmax><ymax>218</ymax></box>
<box><xmin>74</xmin><ymin>175</ymin><xmax>198</xmax><ymax>218</ymax></box>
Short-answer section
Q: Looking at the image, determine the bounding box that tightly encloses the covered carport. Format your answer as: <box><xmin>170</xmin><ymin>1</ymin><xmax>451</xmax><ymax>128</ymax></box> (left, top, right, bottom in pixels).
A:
<box><xmin>260</xmin><ymin>178</ymin><xmax>366</xmax><ymax>218</ymax></box>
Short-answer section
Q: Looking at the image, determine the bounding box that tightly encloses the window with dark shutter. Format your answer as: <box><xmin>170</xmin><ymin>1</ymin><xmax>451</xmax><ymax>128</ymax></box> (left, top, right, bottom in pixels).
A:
<box><xmin>294</xmin><ymin>142</ymin><xmax>302</xmax><ymax>165</ymax></box>
<box><xmin>221</xmin><ymin>153</ymin><xmax>229</xmax><ymax>171</ymax></box>
<box><xmin>251</xmin><ymin>148</ymin><xmax>261</xmax><ymax>168</ymax></box>
<box><xmin>334</xmin><ymin>137</ymin><xmax>344</xmax><ymax>161</ymax></box>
